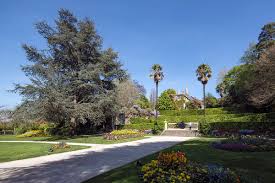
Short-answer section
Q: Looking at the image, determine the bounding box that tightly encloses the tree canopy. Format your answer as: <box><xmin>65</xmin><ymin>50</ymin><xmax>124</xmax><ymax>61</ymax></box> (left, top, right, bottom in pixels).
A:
<box><xmin>14</xmin><ymin>9</ymin><xmax>127</xmax><ymax>135</ymax></box>
<box><xmin>216</xmin><ymin>22</ymin><xmax>275</xmax><ymax>111</ymax></box>
<box><xmin>157</xmin><ymin>89</ymin><xmax>176</xmax><ymax>110</ymax></box>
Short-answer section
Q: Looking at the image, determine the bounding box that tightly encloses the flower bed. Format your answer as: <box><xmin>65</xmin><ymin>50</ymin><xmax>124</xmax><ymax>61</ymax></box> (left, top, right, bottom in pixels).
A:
<box><xmin>212</xmin><ymin>136</ymin><xmax>275</xmax><ymax>152</ymax></box>
<box><xmin>140</xmin><ymin>151</ymin><xmax>240</xmax><ymax>183</ymax></box>
<box><xmin>104</xmin><ymin>129</ymin><xmax>144</xmax><ymax>140</ymax></box>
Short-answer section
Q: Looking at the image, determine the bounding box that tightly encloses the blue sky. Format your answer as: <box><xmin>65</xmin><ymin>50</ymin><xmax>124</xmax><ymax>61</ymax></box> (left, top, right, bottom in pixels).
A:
<box><xmin>1</xmin><ymin>0</ymin><xmax>275</xmax><ymax>108</ymax></box>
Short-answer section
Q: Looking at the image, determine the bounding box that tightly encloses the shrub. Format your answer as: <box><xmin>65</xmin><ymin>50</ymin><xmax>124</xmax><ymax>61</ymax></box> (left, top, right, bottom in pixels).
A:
<box><xmin>140</xmin><ymin>151</ymin><xmax>240</xmax><ymax>183</ymax></box>
<box><xmin>104</xmin><ymin>129</ymin><xmax>144</xmax><ymax>140</ymax></box>
<box><xmin>0</xmin><ymin>122</ymin><xmax>14</xmax><ymax>131</ymax></box>
<box><xmin>16</xmin><ymin>130</ymin><xmax>46</xmax><ymax>138</ymax></box>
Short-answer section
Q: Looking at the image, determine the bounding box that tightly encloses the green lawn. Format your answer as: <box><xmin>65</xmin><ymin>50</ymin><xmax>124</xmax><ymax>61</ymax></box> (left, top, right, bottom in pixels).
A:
<box><xmin>0</xmin><ymin>142</ymin><xmax>88</xmax><ymax>163</ymax></box>
<box><xmin>0</xmin><ymin>135</ymin><xmax>146</xmax><ymax>144</ymax></box>
<box><xmin>84</xmin><ymin>138</ymin><xmax>275</xmax><ymax>183</ymax></box>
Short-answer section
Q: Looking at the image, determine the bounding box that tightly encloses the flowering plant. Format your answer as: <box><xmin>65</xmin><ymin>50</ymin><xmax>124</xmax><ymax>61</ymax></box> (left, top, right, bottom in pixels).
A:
<box><xmin>140</xmin><ymin>151</ymin><xmax>240</xmax><ymax>183</ymax></box>
<box><xmin>141</xmin><ymin>152</ymin><xmax>190</xmax><ymax>183</ymax></box>
<box><xmin>104</xmin><ymin>129</ymin><xmax>144</xmax><ymax>140</ymax></box>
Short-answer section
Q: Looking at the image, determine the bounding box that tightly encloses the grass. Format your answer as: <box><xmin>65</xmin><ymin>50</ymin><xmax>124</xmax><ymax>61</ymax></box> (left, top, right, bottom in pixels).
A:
<box><xmin>0</xmin><ymin>142</ymin><xmax>88</xmax><ymax>163</ymax></box>
<box><xmin>84</xmin><ymin>138</ymin><xmax>275</xmax><ymax>183</ymax></box>
<box><xmin>0</xmin><ymin>135</ymin><xmax>146</xmax><ymax>144</ymax></box>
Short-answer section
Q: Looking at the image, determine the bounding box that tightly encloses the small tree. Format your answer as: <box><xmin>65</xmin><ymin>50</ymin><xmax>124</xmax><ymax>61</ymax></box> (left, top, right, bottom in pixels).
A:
<box><xmin>205</xmin><ymin>93</ymin><xmax>218</xmax><ymax>108</ymax></box>
<box><xmin>196</xmin><ymin>64</ymin><xmax>212</xmax><ymax>115</ymax></box>
<box><xmin>116</xmin><ymin>80</ymin><xmax>140</xmax><ymax>109</ymax></box>
<box><xmin>158</xmin><ymin>89</ymin><xmax>176</xmax><ymax>110</ymax></box>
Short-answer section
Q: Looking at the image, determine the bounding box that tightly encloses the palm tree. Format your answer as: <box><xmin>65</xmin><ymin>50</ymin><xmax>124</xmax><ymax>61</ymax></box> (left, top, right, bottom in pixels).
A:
<box><xmin>150</xmin><ymin>64</ymin><xmax>164</xmax><ymax>122</ymax></box>
<box><xmin>196</xmin><ymin>64</ymin><xmax>212</xmax><ymax>115</ymax></box>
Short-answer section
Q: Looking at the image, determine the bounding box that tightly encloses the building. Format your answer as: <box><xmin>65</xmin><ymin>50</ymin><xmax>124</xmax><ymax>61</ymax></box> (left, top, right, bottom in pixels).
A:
<box><xmin>170</xmin><ymin>88</ymin><xmax>203</xmax><ymax>109</ymax></box>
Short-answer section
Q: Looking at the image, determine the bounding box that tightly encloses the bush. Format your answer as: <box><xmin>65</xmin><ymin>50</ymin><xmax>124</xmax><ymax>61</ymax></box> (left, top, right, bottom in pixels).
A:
<box><xmin>16</xmin><ymin>130</ymin><xmax>46</xmax><ymax>138</ymax></box>
<box><xmin>0</xmin><ymin>122</ymin><xmax>14</xmax><ymax>131</ymax></box>
<box><xmin>104</xmin><ymin>129</ymin><xmax>144</xmax><ymax>140</ymax></box>
<box><xmin>140</xmin><ymin>151</ymin><xmax>240</xmax><ymax>183</ymax></box>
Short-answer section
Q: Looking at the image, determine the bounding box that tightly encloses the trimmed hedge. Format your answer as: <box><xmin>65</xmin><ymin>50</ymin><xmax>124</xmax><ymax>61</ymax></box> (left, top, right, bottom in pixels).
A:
<box><xmin>200</xmin><ymin>121</ymin><xmax>275</xmax><ymax>135</ymax></box>
<box><xmin>159</xmin><ymin>108</ymin><xmax>240</xmax><ymax>116</ymax></box>
<box><xmin>129</xmin><ymin>112</ymin><xmax>275</xmax><ymax>126</ymax></box>
<box><xmin>125</xmin><ymin>108</ymin><xmax>275</xmax><ymax>133</ymax></box>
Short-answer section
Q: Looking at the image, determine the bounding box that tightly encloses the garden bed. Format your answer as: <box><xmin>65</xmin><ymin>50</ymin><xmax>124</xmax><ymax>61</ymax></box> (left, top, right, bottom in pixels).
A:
<box><xmin>140</xmin><ymin>151</ymin><xmax>240</xmax><ymax>183</ymax></box>
<box><xmin>104</xmin><ymin>129</ymin><xmax>144</xmax><ymax>140</ymax></box>
<box><xmin>212</xmin><ymin>136</ymin><xmax>275</xmax><ymax>152</ymax></box>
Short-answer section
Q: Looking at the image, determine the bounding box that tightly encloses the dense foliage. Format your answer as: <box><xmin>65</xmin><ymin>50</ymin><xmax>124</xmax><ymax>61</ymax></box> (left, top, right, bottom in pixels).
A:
<box><xmin>216</xmin><ymin>22</ymin><xmax>275</xmax><ymax>111</ymax></box>
<box><xmin>157</xmin><ymin>89</ymin><xmax>176</xmax><ymax>110</ymax></box>
<box><xmin>13</xmin><ymin>9</ymin><xmax>127</xmax><ymax>135</ymax></box>
<box><xmin>205</xmin><ymin>93</ymin><xmax>218</xmax><ymax>108</ymax></box>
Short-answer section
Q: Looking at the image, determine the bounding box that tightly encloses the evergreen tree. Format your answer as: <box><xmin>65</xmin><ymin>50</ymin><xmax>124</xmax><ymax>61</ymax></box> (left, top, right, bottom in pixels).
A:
<box><xmin>14</xmin><ymin>9</ymin><xmax>126</xmax><ymax>135</ymax></box>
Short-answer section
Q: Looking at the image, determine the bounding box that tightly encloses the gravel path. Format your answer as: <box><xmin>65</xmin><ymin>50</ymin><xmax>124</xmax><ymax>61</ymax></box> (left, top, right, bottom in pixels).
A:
<box><xmin>0</xmin><ymin>136</ymin><xmax>194</xmax><ymax>183</ymax></box>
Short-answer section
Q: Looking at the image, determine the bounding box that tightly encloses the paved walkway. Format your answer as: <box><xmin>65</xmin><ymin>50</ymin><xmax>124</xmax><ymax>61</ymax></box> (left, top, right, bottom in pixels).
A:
<box><xmin>0</xmin><ymin>136</ymin><xmax>194</xmax><ymax>183</ymax></box>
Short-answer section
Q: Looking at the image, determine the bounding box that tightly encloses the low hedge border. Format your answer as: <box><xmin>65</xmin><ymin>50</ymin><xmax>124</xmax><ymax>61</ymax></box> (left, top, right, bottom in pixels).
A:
<box><xmin>200</xmin><ymin>121</ymin><xmax>275</xmax><ymax>136</ymax></box>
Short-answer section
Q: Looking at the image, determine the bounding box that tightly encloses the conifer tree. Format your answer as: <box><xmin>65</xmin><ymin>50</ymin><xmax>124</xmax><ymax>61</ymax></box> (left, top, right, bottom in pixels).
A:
<box><xmin>14</xmin><ymin>9</ymin><xmax>127</xmax><ymax>135</ymax></box>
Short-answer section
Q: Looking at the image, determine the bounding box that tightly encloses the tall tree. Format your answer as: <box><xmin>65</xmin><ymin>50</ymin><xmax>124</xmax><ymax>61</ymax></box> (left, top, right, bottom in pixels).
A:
<box><xmin>14</xmin><ymin>9</ymin><xmax>126</xmax><ymax>135</ymax></box>
<box><xmin>196</xmin><ymin>64</ymin><xmax>212</xmax><ymax>115</ymax></box>
<box><xmin>116</xmin><ymin>79</ymin><xmax>140</xmax><ymax>110</ymax></box>
<box><xmin>150</xmin><ymin>64</ymin><xmax>164</xmax><ymax>122</ymax></box>
<box><xmin>249</xmin><ymin>45</ymin><xmax>275</xmax><ymax>109</ymax></box>
<box><xmin>257</xmin><ymin>22</ymin><xmax>275</xmax><ymax>54</ymax></box>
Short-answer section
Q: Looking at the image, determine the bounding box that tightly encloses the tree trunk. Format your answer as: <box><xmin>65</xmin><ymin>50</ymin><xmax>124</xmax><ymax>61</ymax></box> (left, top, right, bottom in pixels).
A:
<box><xmin>155</xmin><ymin>81</ymin><xmax>158</xmax><ymax>129</ymax></box>
<box><xmin>70</xmin><ymin>96</ymin><xmax>77</xmax><ymax>136</ymax></box>
<box><xmin>155</xmin><ymin>81</ymin><xmax>158</xmax><ymax>119</ymax></box>
<box><xmin>203</xmin><ymin>84</ymin><xmax>206</xmax><ymax>117</ymax></box>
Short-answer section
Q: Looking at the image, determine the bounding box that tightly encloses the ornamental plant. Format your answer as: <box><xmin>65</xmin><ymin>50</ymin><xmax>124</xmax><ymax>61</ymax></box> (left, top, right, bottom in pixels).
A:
<box><xmin>16</xmin><ymin>130</ymin><xmax>46</xmax><ymax>138</ymax></box>
<box><xmin>104</xmin><ymin>129</ymin><xmax>144</xmax><ymax>140</ymax></box>
<box><xmin>140</xmin><ymin>151</ymin><xmax>240</xmax><ymax>183</ymax></box>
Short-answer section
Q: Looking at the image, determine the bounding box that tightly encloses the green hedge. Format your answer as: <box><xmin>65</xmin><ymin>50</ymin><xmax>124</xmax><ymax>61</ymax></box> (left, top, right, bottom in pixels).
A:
<box><xmin>125</xmin><ymin>109</ymin><xmax>275</xmax><ymax>132</ymax></box>
<box><xmin>159</xmin><ymin>108</ymin><xmax>240</xmax><ymax>116</ymax></box>
<box><xmin>200</xmin><ymin>121</ymin><xmax>275</xmax><ymax>135</ymax></box>
<box><xmin>130</xmin><ymin>112</ymin><xmax>274</xmax><ymax>125</ymax></box>
<box><xmin>122</xmin><ymin>123</ymin><xmax>163</xmax><ymax>131</ymax></box>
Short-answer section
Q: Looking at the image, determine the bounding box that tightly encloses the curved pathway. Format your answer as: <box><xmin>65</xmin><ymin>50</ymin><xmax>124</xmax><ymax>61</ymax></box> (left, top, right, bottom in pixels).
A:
<box><xmin>0</xmin><ymin>136</ymin><xmax>194</xmax><ymax>183</ymax></box>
